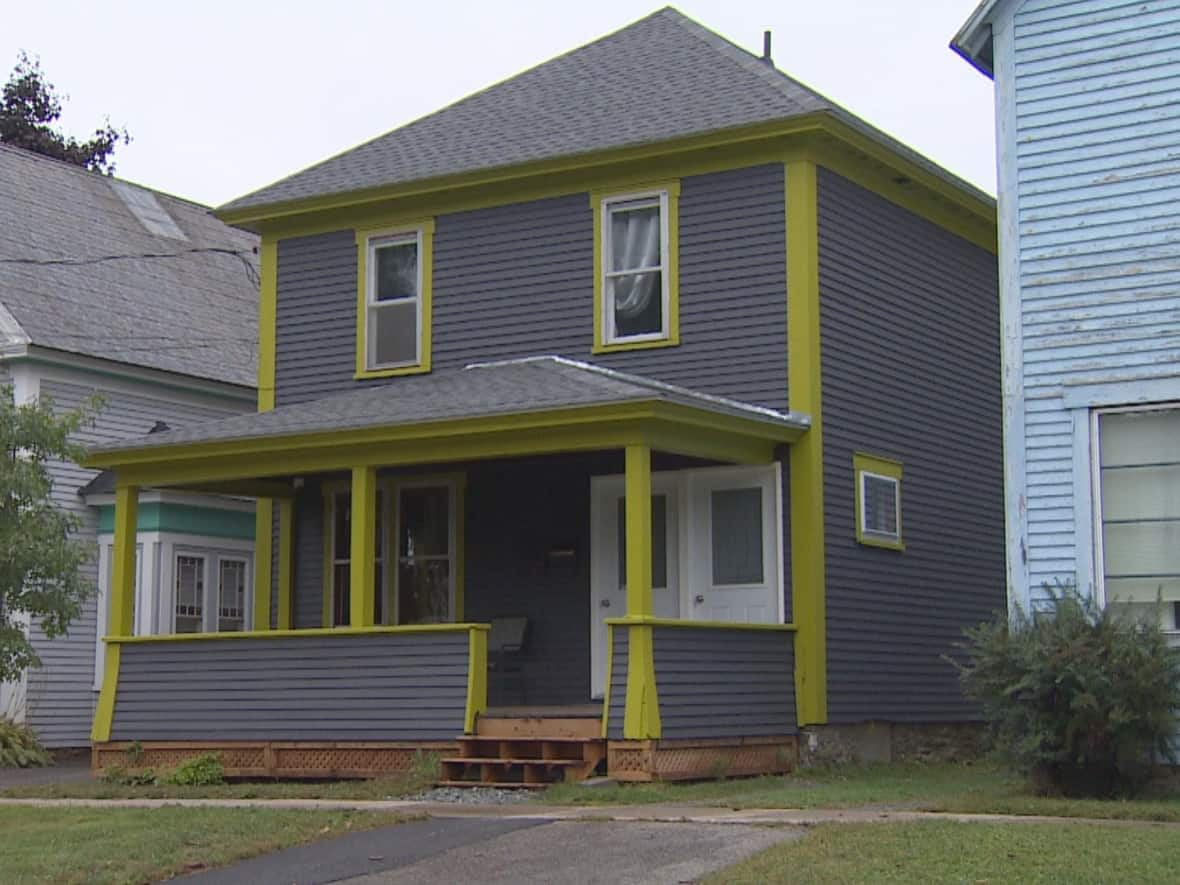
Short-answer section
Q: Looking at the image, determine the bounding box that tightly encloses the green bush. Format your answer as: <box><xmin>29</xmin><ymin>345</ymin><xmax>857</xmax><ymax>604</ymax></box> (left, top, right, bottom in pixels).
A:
<box><xmin>954</xmin><ymin>585</ymin><xmax>1180</xmax><ymax>798</ymax></box>
<box><xmin>0</xmin><ymin>716</ymin><xmax>51</xmax><ymax>768</ymax></box>
<box><xmin>162</xmin><ymin>753</ymin><xmax>225</xmax><ymax>786</ymax></box>
<box><xmin>100</xmin><ymin>764</ymin><xmax>158</xmax><ymax>786</ymax></box>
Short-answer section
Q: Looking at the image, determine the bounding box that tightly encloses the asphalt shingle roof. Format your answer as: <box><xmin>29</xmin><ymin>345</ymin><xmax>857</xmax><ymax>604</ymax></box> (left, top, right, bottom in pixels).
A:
<box><xmin>91</xmin><ymin>356</ymin><xmax>809</xmax><ymax>455</ymax></box>
<box><xmin>219</xmin><ymin>7</ymin><xmax>838</xmax><ymax>214</ymax></box>
<box><xmin>0</xmin><ymin>144</ymin><xmax>258</xmax><ymax>387</ymax></box>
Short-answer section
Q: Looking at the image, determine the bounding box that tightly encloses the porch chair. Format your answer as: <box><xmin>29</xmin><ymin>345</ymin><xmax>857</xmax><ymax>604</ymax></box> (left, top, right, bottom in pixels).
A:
<box><xmin>487</xmin><ymin>616</ymin><xmax>529</xmax><ymax>706</ymax></box>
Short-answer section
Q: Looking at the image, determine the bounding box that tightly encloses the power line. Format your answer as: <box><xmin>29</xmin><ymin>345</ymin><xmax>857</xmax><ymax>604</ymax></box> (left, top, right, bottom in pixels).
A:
<box><xmin>0</xmin><ymin>246</ymin><xmax>260</xmax><ymax>288</ymax></box>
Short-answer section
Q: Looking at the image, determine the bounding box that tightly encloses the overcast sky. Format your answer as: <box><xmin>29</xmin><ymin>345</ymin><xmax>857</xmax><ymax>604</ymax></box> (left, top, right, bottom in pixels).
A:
<box><xmin>2</xmin><ymin>1</ymin><xmax>994</xmax><ymax>208</ymax></box>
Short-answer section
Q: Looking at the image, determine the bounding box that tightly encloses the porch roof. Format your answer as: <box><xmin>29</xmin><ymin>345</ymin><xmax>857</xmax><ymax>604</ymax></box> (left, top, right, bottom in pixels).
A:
<box><xmin>85</xmin><ymin>357</ymin><xmax>810</xmax><ymax>486</ymax></box>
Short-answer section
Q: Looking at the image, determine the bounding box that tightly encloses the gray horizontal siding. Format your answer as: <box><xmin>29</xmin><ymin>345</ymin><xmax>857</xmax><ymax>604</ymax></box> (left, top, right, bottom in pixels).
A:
<box><xmin>606</xmin><ymin>624</ymin><xmax>629</xmax><ymax>741</ymax></box>
<box><xmin>274</xmin><ymin>164</ymin><xmax>787</xmax><ymax>411</ymax></box>
<box><xmin>27</xmin><ymin>376</ymin><xmax>247</xmax><ymax>747</ymax></box>
<box><xmin>110</xmin><ymin>632</ymin><xmax>472</xmax><ymax>741</ymax></box>
<box><xmin>817</xmin><ymin>167</ymin><xmax>1005</xmax><ymax>723</ymax></box>
<box><xmin>653</xmin><ymin>626</ymin><xmax>796</xmax><ymax>739</ymax></box>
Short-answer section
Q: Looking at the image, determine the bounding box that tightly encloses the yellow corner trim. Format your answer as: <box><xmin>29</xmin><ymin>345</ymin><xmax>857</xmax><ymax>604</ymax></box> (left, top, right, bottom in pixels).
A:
<box><xmin>355</xmin><ymin>220</ymin><xmax>434</xmax><ymax>379</ymax></box>
<box><xmin>853</xmin><ymin>452</ymin><xmax>905</xmax><ymax>551</ymax></box>
<box><xmin>105</xmin><ymin>623</ymin><xmax>490</xmax><ymax>644</ymax></box>
<box><xmin>91</xmin><ymin>643</ymin><xmax>121</xmax><ymax>743</ymax></box>
<box><xmin>257</xmin><ymin>237</ymin><xmax>277</xmax><ymax>412</ymax></box>
<box><xmin>464</xmin><ymin>625</ymin><xmax>488</xmax><ymax>734</ymax></box>
<box><xmin>593</xmin><ymin>183</ymin><xmax>680</xmax><ymax>353</ymax></box>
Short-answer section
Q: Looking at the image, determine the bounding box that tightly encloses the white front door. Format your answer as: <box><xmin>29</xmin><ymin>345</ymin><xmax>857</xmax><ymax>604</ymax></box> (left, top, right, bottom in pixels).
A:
<box><xmin>589</xmin><ymin>474</ymin><xmax>680</xmax><ymax>698</ymax></box>
<box><xmin>685</xmin><ymin>465</ymin><xmax>783</xmax><ymax>624</ymax></box>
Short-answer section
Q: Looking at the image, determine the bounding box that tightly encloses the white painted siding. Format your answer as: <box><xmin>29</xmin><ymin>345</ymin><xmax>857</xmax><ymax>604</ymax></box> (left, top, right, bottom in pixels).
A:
<box><xmin>999</xmin><ymin>0</ymin><xmax>1180</xmax><ymax>609</ymax></box>
<box><xmin>23</xmin><ymin>370</ymin><xmax>249</xmax><ymax>747</ymax></box>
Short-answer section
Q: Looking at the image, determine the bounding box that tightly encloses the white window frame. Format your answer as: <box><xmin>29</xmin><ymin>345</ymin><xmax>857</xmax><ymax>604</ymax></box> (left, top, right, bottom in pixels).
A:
<box><xmin>1090</xmin><ymin>402</ymin><xmax>1180</xmax><ymax>638</ymax></box>
<box><xmin>859</xmin><ymin>471</ymin><xmax>902</xmax><ymax>544</ymax></box>
<box><xmin>364</xmin><ymin>228</ymin><xmax>424</xmax><ymax>371</ymax></box>
<box><xmin>601</xmin><ymin>189</ymin><xmax>671</xmax><ymax>346</ymax></box>
<box><xmin>215</xmin><ymin>555</ymin><xmax>250</xmax><ymax>633</ymax></box>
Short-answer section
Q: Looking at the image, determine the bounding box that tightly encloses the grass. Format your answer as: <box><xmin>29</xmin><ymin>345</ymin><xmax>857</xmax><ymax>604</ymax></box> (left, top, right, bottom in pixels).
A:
<box><xmin>0</xmin><ymin>805</ymin><xmax>411</xmax><ymax>885</ymax></box>
<box><xmin>0</xmin><ymin>772</ymin><xmax>432</xmax><ymax>801</ymax></box>
<box><xmin>540</xmin><ymin>761</ymin><xmax>1180</xmax><ymax>821</ymax></box>
<box><xmin>702</xmin><ymin>820</ymin><xmax>1180</xmax><ymax>884</ymax></box>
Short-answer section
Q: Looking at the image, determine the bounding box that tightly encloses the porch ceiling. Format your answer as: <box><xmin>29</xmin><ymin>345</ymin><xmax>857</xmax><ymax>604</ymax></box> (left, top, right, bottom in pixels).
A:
<box><xmin>84</xmin><ymin>356</ymin><xmax>810</xmax><ymax>488</ymax></box>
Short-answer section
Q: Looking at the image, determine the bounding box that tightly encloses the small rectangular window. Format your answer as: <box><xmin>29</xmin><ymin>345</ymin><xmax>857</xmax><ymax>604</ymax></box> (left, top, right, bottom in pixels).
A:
<box><xmin>854</xmin><ymin>453</ymin><xmax>904</xmax><ymax>550</ymax></box>
<box><xmin>595</xmin><ymin>186</ymin><xmax>678</xmax><ymax>351</ymax></box>
<box><xmin>366</xmin><ymin>232</ymin><xmax>421</xmax><ymax>369</ymax></box>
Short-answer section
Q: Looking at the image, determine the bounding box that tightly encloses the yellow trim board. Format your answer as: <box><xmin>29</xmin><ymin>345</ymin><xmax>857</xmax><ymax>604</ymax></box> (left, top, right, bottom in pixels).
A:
<box><xmin>105</xmin><ymin>622</ymin><xmax>489</xmax><ymax>644</ymax></box>
<box><xmin>349</xmin><ymin>466</ymin><xmax>378</xmax><ymax>628</ymax></box>
<box><xmin>109</xmin><ymin>486</ymin><xmax>138</xmax><ymax>638</ymax></box>
<box><xmin>91</xmin><ymin>644</ymin><xmax>121</xmax><ymax>743</ymax></box>
<box><xmin>622</xmin><ymin>445</ymin><xmax>661</xmax><ymax>740</ymax></box>
<box><xmin>354</xmin><ymin>220</ymin><xmax>434</xmax><ymax>379</ymax></box>
<box><xmin>853</xmin><ymin>452</ymin><xmax>905</xmax><ymax>551</ymax></box>
<box><xmin>257</xmin><ymin>237</ymin><xmax>278</xmax><ymax>412</ymax></box>
<box><xmin>464</xmin><ymin>625</ymin><xmax>488</xmax><ymax>734</ymax></box>
<box><xmin>785</xmin><ymin>159</ymin><xmax>828</xmax><ymax>726</ymax></box>
<box><xmin>592</xmin><ymin>181</ymin><xmax>680</xmax><ymax>353</ymax></box>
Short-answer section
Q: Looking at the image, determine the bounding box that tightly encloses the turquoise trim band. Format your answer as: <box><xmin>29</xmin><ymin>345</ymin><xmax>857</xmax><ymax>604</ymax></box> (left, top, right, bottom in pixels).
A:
<box><xmin>96</xmin><ymin>502</ymin><xmax>256</xmax><ymax>540</ymax></box>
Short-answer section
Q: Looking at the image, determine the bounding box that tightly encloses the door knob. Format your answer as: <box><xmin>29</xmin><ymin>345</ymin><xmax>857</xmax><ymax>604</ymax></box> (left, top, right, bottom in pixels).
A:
<box><xmin>601</xmin><ymin>599</ymin><xmax>611</xmax><ymax>608</ymax></box>
<box><xmin>694</xmin><ymin>594</ymin><xmax>705</xmax><ymax>604</ymax></box>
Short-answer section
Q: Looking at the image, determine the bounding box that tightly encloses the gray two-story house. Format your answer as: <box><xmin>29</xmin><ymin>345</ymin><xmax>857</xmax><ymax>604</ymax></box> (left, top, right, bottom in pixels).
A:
<box><xmin>83</xmin><ymin>8</ymin><xmax>1003</xmax><ymax>782</ymax></box>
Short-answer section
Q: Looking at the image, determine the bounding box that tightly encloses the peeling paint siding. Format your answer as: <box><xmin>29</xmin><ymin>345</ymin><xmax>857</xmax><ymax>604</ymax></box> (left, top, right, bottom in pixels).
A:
<box><xmin>25</xmin><ymin>376</ymin><xmax>248</xmax><ymax>747</ymax></box>
<box><xmin>1007</xmin><ymin>0</ymin><xmax>1180</xmax><ymax>608</ymax></box>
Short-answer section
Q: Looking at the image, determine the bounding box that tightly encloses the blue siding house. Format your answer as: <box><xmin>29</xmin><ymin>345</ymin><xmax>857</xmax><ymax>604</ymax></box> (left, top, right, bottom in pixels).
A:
<box><xmin>953</xmin><ymin>1</ymin><xmax>1180</xmax><ymax>640</ymax></box>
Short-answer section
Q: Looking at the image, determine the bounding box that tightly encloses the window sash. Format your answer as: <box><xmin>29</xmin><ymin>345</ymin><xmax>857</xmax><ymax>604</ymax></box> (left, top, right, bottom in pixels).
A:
<box><xmin>365</xmin><ymin>231</ymin><xmax>423</xmax><ymax>370</ymax></box>
<box><xmin>329</xmin><ymin>490</ymin><xmax>385</xmax><ymax>626</ymax></box>
<box><xmin>860</xmin><ymin>471</ymin><xmax>900</xmax><ymax>541</ymax></box>
<box><xmin>602</xmin><ymin>190</ymin><xmax>670</xmax><ymax>344</ymax></box>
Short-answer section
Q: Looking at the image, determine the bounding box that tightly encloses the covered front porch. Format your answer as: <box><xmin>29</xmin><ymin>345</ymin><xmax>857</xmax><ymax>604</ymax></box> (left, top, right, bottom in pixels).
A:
<box><xmin>87</xmin><ymin>358</ymin><xmax>810</xmax><ymax>781</ymax></box>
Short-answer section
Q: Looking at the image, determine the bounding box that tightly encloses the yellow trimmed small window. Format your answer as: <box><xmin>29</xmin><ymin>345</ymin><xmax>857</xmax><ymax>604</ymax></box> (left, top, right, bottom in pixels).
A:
<box><xmin>593</xmin><ymin>184</ymin><xmax>679</xmax><ymax>352</ymax></box>
<box><xmin>853</xmin><ymin>453</ymin><xmax>903</xmax><ymax>550</ymax></box>
<box><xmin>356</xmin><ymin>221</ymin><xmax>434</xmax><ymax>377</ymax></box>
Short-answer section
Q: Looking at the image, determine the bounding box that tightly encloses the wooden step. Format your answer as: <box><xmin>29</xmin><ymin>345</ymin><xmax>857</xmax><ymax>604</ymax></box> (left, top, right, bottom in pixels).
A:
<box><xmin>476</xmin><ymin>716</ymin><xmax>602</xmax><ymax>740</ymax></box>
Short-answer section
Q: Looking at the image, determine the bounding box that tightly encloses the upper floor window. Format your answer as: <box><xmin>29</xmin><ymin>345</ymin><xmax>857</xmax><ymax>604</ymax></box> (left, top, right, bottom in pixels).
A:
<box><xmin>853</xmin><ymin>452</ymin><xmax>904</xmax><ymax>550</ymax></box>
<box><xmin>356</xmin><ymin>220</ymin><xmax>434</xmax><ymax>378</ymax></box>
<box><xmin>593</xmin><ymin>184</ymin><xmax>679</xmax><ymax>353</ymax></box>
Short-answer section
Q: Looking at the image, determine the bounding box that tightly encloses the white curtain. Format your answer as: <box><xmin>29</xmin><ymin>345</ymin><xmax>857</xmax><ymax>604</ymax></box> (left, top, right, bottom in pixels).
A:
<box><xmin>611</xmin><ymin>207</ymin><xmax>660</xmax><ymax>318</ymax></box>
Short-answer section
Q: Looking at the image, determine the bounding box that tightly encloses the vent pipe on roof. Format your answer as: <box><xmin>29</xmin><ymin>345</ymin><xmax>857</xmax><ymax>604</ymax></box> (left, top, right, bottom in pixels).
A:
<box><xmin>762</xmin><ymin>30</ymin><xmax>773</xmax><ymax>66</ymax></box>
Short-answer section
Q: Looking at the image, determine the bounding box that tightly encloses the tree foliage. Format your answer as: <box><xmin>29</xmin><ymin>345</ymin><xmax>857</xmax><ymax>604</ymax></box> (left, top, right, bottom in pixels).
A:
<box><xmin>0</xmin><ymin>387</ymin><xmax>102</xmax><ymax>683</ymax></box>
<box><xmin>953</xmin><ymin>583</ymin><xmax>1180</xmax><ymax>798</ymax></box>
<box><xmin>0</xmin><ymin>52</ymin><xmax>129</xmax><ymax>173</ymax></box>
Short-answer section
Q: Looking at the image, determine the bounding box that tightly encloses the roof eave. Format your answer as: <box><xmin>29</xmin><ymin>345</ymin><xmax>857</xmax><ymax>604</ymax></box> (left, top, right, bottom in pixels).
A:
<box><xmin>951</xmin><ymin>0</ymin><xmax>1000</xmax><ymax>78</ymax></box>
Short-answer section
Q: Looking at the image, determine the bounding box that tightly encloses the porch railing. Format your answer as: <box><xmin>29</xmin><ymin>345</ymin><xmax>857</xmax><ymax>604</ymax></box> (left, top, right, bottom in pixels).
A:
<box><xmin>92</xmin><ymin>624</ymin><xmax>489</xmax><ymax>743</ymax></box>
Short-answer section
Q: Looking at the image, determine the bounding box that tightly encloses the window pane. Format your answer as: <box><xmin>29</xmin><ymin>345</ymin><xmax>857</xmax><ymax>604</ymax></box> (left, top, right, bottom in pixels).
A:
<box><xmin>370</xmin><ymin>301</ymin><xmax>418</xmax><ymax>366</ymax></box>
<box><xmin>616</xmin><ymin>495</ymin><xmax>668</xmax><ymax>589</ymax></box>
<box><xmin>332</xmin><ymin>563</ymin><xmax>351</xmax><ymax>626</ymax></box>
<box><xmin>399</xmin><ymin>487</ymin><xmax>450</xmax><ymax>557</ymax></box>
<box><xmin>863</xmin><ymin>475</ymin><xmax>899</xmax><ymax>536</ymax></box>
<box><xmin>711</xmin><ymin>488</ymin><xmax>764</xmax><ymax>585</ymax></box>
<box><xmin>333</xmin><ymin>493</ymin><xmax>350</xmax><ymax>560</ymax></box>
<box><xmin>1101</xmin><ymin>464</ymin><xmax>1180</xmax><ymax>522</ymax></box>
<box><xmin>218</xmin><ymin>559</ymin><xmax>246</xmax><ymax>632</ymax></box>
<box><xmin>609</xmin><ymin>272</ymin><xmax>663</xmax><ymax>337</ymax></box>
<box><xmin>1100</xmin><ymin>409</ymin><xmax>1180</xmax><ymax>467</ymax></box>
<box><xmin>398</xmin><ymin>560</ymin><xmax>450</xmax><ymax>624</ymax></box>
<box><xmin>175</xmin><ymin>555</ymin><xmax>204</xmax><ymax>633</ymax></box>
<box><xmin>373</xmin><ymin>240</ymin><xmax>417</xmax><ymax>302</ymax></box>
<box><xmin>609</xmin><ymin>204</ymin><xmax>661</xmax><ymax>272</ymax></box>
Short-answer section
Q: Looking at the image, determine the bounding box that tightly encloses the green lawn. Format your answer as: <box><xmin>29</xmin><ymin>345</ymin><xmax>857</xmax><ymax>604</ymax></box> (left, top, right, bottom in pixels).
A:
<box><xmin>541</xmin><ymin>761</ymin><xmax>1180</xmax><ymax>822</ymax></box>
<box><xmin>0</xmin><ymin>806</ymin><xmax>411</xmax><ymax>885</ymax></box>
<box><xmin>703</xmin><ymin>820</ymin><xmax>1180</xmax><ymax>884</ymax></box>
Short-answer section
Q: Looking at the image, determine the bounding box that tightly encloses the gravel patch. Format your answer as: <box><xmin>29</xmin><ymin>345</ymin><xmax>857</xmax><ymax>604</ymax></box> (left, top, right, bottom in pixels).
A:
<box><xmin>408</xmin><ymin>786</ymin><xmax>535</xmax><ymax>805</ymax></box>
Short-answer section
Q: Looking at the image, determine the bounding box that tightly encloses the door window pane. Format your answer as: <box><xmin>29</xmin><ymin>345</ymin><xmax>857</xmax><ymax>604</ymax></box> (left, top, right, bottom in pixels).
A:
<box><xmin>175</xmin><ymin>555</ymin><xmax>204</xmax><ymax>633</ymax></box>
<box><xmin>218</xmin><ymin>559</ymin><xmax>247</xmax><ymax>632</ymax></box>
<box><xmin>399</xmin><ymin>487</ymin><xmax>449</xmax><ymax>557</ymax></box>
<box><xmin>398</xmin><ymin>560</ymin><xmax>451</xmax><ymax>624</ymax></box>
<box><xmin>711</xmin><ymin>488</ymin><xmax>764</xmax><ymax>585</ymax></box>
<box><xmin>616</xmin><ymin>495</ymin><xmax>667</xmax><ymax>589</ymax></box>
<box><xmin>397</xmin><ymin>485</ymin><xmax>453</xmax><ymax>624</ymax></box>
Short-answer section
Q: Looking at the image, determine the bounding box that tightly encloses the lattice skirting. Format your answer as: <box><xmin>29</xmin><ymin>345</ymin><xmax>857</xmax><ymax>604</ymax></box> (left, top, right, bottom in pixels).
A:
<box><xmin>607</xmin><ymin>736</ymin><xmax>797</xmax><ymax>781</ymax></box>
<box><xmin>92</xmin><ymin>741</ymin><xmax>456</xmax><ymax>779</ymax></box>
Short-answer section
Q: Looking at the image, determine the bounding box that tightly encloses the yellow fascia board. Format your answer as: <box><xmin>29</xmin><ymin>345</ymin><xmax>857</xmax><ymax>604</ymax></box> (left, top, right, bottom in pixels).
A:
<box><xmin>354</xmin><ymin>219</ymin><xmax>435</xmax><ymax>379</ymax></box>
<box><xmin>591</xmin><ymin>180</ymin><xmax>680</xmax><ymax>354</ymax></box>
<box><xmin>785</xmin><ymin>159</ymin><xmax>828</xmax><ymax>726</ymax></box>
<box><xmin>853</xmin><ymin>451</ymin><xmax>905</xmax><ymax>551</ymax></box>
<box><xmin>224</xmin><ymin>116</ymin><xmax>993</xmax><ymax>256</ymax></box>
<box><xmin>605</xmin><ymin>616</ymin><xmax>797</xmax><ymax>632</ymax></box>
<box><xmin>106</xmin><ymin>622</ymin><xmax>490</xmax><ymax>644</ymax></box>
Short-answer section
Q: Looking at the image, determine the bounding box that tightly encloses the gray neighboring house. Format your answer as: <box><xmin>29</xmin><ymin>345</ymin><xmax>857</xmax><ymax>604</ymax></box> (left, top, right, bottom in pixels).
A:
<box><xmin>0</xmin><ymin>143</ymin><xmax>258</xmax><ymax>747</ymax></box>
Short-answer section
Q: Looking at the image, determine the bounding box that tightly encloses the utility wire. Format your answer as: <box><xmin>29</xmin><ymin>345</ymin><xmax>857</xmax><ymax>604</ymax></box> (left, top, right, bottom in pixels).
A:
<box><xmin>0</xmin><ymin>246</ymin><xmax>260</xmax><ymax>288</ymax></box>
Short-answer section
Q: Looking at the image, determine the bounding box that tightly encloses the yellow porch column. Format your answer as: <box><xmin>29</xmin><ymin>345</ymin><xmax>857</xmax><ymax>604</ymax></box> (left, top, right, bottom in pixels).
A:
<box><xmin>349</xmin><ymin>466</ymin><xmax>377</xmax><ymax>628</ymax></box>
<box><xmin>92</xmin><ymin>483</ymin><xmax>138</xmax><ymax>742</ymax></box>
<box><xmin>623</xmin><ymin>444</ymin><xmax>661</xmax><ymax>739</ymax></box>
